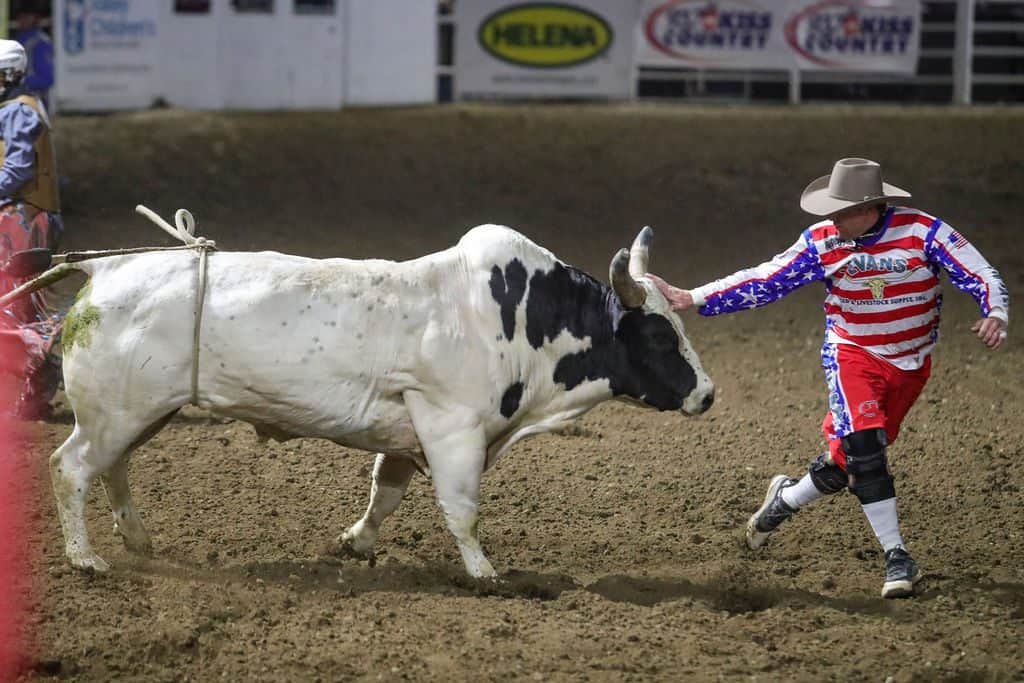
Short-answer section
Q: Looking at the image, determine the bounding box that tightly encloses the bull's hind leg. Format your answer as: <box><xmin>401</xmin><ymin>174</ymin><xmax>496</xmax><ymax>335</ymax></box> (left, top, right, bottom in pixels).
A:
<box><xmin>50</xmin><ymin>411</ymin><xmax>178</xmax><ymax>572</ymax></box>
<box><xmin>49</xmin><ymin>426</ymin><xmax>111</xmax><ymax>572</ymax></box>
<box><xmin>336</xmin><ymin>453</ymin><xmax>417</xmax><ymax>561</ymax></box>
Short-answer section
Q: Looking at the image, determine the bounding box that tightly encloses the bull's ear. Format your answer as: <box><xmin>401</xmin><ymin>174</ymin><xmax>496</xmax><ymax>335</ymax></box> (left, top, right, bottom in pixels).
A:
<box><xmin>628</xmin><ymin>226</ymin><xmax>653</xmax><ymax>278</ymax></box>
<box><xmin>610</xmin><ymin>248</ymin><xmax>647</xmax><ymax>309</ymax></box>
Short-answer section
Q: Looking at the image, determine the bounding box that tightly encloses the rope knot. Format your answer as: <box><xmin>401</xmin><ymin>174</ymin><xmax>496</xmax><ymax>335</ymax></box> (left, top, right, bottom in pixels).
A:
<box><xmin>135</xmin><ymin>204</ymin><xmax>217</xmax><ymax>251</ymax></box>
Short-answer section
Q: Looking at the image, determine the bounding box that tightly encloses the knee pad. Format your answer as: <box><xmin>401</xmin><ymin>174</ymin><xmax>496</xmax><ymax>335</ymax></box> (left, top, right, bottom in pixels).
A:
<box><xmin>808</xmin><ymin>453</ymin><xmax>846</xmax><ymax>494</ymax></box>
<box><xmin>842</xmin><ymin>428</ymin><xmax>895</xmax><ymax>504</ymax></box>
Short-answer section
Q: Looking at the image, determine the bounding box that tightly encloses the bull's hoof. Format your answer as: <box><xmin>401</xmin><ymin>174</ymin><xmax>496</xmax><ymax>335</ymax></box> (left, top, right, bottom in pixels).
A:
<box><xmin>68</xmin><ymin>552</ymin><xmax>110</xmax><ymax>574</ymax></box>
<box><xmin>114</xmin><ymin>524</ymin><xmax>153</xmax><ymax>556</ymax></box>
<box><xmin>321</xmin><ymin>538</ymin><xmax>376</xmax><ymax>568</ymax></box>
<box><xmin>467</xmin><ymin>558</ymin><xmax>497</xmax><ymax>580</ymax></box>
<box><xmin>122</xmin><ymin>538</ymin><xmax>153</xmax><ymax>557</ymax></box>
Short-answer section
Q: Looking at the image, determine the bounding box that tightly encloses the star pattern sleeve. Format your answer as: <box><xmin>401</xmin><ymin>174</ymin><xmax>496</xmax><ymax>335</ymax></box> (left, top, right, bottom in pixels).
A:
<box><xmin>925</xmin><ymin>220</ymin><xmax>1009</xmax><ymax>323</ymax></box>
<box><xmin>690</xmin><ymin>232</ymin><xmax>824</xmax><ymax>316</ymax></box>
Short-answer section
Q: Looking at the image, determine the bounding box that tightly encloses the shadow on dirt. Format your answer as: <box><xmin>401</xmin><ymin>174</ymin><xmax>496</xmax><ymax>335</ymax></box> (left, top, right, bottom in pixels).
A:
<box><xmin>116</xmin><ymin>555</ymin><xmax>991</xmax><ymax>619</ymax></box>
<box><xmin>587</xmin><ymin>574</ymin><xmax>911</xmax><ymax>617</ymax></box>
<box><xmin>126</xmin><ymin>556</ymin><xmax>580</xmax><ymax>602</ymax></box>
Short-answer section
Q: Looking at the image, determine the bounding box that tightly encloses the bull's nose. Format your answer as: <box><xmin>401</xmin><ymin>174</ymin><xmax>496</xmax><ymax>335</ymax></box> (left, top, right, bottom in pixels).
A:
<box><xmin>700</xmin><ymin>388</ymin><xmax>715</xmax><ymax>412</ymax></box>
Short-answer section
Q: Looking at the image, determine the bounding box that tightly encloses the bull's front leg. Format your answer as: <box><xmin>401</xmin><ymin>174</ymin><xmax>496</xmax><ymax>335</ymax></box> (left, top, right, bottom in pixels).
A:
<box><xmin>427</xmin><ymin>434</ymin><xmax>494</xmax><ymax>578</ymax></box>
<box><xmin>405</xmin><ymin>393</ymin><xmax>495</xmax><ymax>579</ymax></box>
<box><xmin>335</xmin><ymin>453</ymin><xmax>417</xmax><ymax>563</ymax></box>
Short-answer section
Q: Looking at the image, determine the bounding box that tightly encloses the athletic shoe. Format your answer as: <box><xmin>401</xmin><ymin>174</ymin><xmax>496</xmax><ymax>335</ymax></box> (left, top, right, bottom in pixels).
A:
<box><xmin>745</xmin><ymin>474</ymin><xmax>797</xmax><ymax>550</ymax></box>
<box><xmin>881</xmin><ymin>546</ymin><xmax>921</xmax><ymax>599</ymax></box>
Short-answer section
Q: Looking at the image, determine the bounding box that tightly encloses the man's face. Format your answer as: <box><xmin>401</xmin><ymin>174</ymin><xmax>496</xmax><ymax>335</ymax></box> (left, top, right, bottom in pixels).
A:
<box><xmin>832</xmin><ymin>204</ymin><xmax>881</xmax><ymax>240</ymax></box>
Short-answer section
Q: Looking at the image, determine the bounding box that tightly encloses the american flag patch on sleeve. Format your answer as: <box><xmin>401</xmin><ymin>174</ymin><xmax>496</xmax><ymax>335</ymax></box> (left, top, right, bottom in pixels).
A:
<box><xmin>949</xmin><ymin>230</ymin><xmax>969</xmax><ymax>249</ymax></box>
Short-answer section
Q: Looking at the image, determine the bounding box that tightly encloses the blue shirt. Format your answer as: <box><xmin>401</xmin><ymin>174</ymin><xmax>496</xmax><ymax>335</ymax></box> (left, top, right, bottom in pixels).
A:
<box><xmin>13</xmin><ymin>27</ymin><xmax>54</xmax><ymax>107</ymax></box>
<box><xmin>0</xmin><ymin>88</ymin><xmax>45</xmax><ymax>203</ymax></box>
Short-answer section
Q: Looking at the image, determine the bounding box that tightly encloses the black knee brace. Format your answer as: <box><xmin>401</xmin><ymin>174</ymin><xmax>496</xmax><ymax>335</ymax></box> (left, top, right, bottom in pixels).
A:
<box><xmin>842</xmin><ymin>428</ymin><xmax>895</xmax><ymax>504</ymax></box>
<box><xmin>808</xmin><ymin>453</ymin><xmax>846</xmax><ymax>494</ymax></box>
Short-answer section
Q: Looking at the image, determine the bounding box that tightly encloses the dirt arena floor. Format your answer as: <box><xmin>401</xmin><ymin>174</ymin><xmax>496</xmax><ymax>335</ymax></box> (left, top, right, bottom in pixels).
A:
<box><xmin>12</xmin><ymin>104</ymin><xmax>1024</xmax><ymax>681</ymax></box>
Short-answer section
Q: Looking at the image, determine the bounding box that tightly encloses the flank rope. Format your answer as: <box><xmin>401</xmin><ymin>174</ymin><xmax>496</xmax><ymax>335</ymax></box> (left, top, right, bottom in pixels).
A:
<box><xmin>133</xmin><ymin>205</ymin><xmax>217</xmax><ymax>406</ymax></box>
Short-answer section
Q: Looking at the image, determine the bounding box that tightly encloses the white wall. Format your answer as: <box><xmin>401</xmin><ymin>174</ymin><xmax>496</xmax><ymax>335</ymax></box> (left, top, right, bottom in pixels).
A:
<box><xmin>283</xmin><ymin>10</ymin><xmax>344</xmax><ymax>109</ymax></box>
<box><xmin>343</xmin><ymin>0</ymin><xmax>436</xmax><ymax>105</ymax></box>
<box><xmin>56</xmin><ymin>0</ymin><xmax>436</xmax><ymax>111</ymax></box>
<box><xmin>159</xmin><ymin>3</ymin><xmax>224</xmax><ymax>110</ymax></box>
<box><xmin>216</xmin><ymin>3</ymin><xmax>345</xmax><ymax>110</ymax></box>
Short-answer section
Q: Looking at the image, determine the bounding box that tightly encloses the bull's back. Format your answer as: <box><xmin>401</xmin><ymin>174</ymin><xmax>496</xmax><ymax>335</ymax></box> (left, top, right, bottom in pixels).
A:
<box><xmin>68</xmin><ymin>250</ymin><xmax>453</xmax><ymax>454</ymax></box>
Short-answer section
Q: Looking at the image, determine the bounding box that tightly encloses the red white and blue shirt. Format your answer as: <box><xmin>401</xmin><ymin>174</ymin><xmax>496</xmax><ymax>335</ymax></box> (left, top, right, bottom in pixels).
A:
<box><xmin>690</xmin><ymin>207</ymin><xmax>1009</xmax><ymax>371</ymax></box>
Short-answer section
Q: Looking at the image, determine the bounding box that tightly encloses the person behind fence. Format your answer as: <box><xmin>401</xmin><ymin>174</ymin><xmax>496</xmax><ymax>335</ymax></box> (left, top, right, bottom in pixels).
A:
<box><xmin>648</xmin><ymin>158</ymin><xmax>1009</xmax><ymax>599</ymax></box>
<box><xmin>0</xmin><ymin>39</ymin><xmax>63</xmax><ymax>420</ymax></box>
<box><xmin>12</xmin><ymin>1</ymin><xmax>54</xmax><ymax>111</ymax></box>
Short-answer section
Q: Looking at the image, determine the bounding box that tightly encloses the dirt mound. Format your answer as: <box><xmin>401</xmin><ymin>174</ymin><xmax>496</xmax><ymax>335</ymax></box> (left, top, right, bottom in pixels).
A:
<box><xmin>16</xmin><ymin>105</ymin><xmax>1024</xmax><ymax>681</ymax></box>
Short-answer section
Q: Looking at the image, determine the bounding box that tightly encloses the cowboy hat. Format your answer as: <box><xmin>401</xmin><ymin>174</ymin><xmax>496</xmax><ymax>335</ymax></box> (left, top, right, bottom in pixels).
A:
<box><xmin>800</xmin><ymin>158</ymin><xmax>910</xmax><ymax>216</ymax></box>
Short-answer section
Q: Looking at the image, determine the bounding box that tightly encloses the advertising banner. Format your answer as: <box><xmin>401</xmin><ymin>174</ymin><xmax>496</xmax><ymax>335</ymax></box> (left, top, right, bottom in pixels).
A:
<box><xmin>455</xmin><ymin>1</ymin><xmax>640</xmax><ymax>100</ymax></box>
<box><xmin>638</xmin><ymin>0</ymin><xmax>792</xmax><ymax>70</ymax></box>
<box><xmin>55</xmin><ymin>0</ymin><xmax>160</xmax><ymax>111</ymax></box>
<box><xmin>637</xmin><ymin>0</ymin><xmax>921</xmax><ymax>74</ymax></box>
<box><xmin>784</xmin><ymin>0</ymin><xmax>921</xmax><ymax>73</ymax></box>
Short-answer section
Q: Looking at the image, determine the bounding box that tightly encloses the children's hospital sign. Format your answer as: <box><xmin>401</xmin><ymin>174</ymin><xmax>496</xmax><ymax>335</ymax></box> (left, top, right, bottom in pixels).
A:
<box><xmin>56</xmin><ymin>0</ymin><xmax>160</xmax><ymax>110</ymax></box>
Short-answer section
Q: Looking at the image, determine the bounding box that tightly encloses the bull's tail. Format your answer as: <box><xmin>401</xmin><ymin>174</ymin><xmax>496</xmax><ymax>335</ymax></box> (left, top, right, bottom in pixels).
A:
<box><xmin>0</xmin><ymin>262</ymin><xmax>88</xmax><ymax>310</ymax></box>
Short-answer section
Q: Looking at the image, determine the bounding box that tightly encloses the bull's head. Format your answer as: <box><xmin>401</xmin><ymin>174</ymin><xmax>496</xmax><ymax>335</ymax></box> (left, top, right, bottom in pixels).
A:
<box><xmin>608</xmin><ymin>227</ymin><xmax>715</xmax><ymax>415</ymax></box>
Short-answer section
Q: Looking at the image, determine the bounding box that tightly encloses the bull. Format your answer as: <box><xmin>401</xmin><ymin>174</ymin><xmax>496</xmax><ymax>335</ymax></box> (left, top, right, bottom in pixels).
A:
<box><xmin>6</xmin><ymin>224</ymin><xmax>714</xmax><ymax>577</ymax></box>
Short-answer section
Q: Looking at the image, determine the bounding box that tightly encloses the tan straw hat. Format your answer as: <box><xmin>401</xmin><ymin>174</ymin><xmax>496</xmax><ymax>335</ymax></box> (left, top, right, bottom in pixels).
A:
<box><xmin>799</xmin><ymin>158</ymin><xmax>910</xmax><ymax>216</ymax></box>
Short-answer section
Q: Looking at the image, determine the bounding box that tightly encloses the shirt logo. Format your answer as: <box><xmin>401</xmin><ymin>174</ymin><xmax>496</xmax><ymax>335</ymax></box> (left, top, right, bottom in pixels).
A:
<box><xmin>858</xmin><ymin>400</ymin><xmax>879</xmax><ymax>418</ymax></box>
<box><xmin>845</xmin><ymin>254</ymin><xmax>908</xmax><ymax>276</ymax></box>
<box><xmin>865</xmin><ymin>278</ymin><xmax>887</xmax><ymax>300</ymax></box>
<box><xmin>841</xmin><ymin>253</ymin><xmax>916</xmax><ymax>301</ymax></box>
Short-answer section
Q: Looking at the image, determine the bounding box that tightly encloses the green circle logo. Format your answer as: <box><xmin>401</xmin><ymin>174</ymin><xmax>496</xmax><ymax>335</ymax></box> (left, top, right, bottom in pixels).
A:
<box><xmin>479</xmin><ymin>3</ymin><xmax>614</xmax><ymax>69</ymax></box>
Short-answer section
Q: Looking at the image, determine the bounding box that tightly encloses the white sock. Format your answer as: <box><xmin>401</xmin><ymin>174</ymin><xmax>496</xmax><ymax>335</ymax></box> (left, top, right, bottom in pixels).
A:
<box><xmin>780</xmin><ymin>473</ymin><xmax>825</xmax><ymax>510</ymax></box>
<box><xmin>861</xmin><ymin>498</ymin><xmax>905</xmax><ymax>552</ymax></box>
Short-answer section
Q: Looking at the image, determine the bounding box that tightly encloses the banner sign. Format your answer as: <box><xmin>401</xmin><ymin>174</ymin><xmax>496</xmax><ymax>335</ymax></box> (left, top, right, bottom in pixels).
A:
<box><xmin>455</xmin><ymin>1</ymin><xmax>639</xmax><ymax>100</ymax></box>
<box><xmin>639</xmin><ymin>0</ymin><xmax>792</xmax><ymax>70</ymax></box>
<box><xmin>637</xmin><ymin>0</ymin><xmax>921</xmax><ymax>73</ymax></box>
<box><xmin>55</xmin><ymin>0</ymin><xmax>160</xmax><ymax>111</ymax></box>
<box><xmin>784</xmin><ymin>0</ymin><xmax>921</xmax><ymax>72</ymax></box>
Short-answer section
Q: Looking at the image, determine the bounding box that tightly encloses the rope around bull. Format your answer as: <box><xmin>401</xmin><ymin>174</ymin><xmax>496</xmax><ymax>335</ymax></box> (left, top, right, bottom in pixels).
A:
<box><xmin>138</xmin><ymin>205</ymin><xmax>216</xmax><ymax>407</ymax></box>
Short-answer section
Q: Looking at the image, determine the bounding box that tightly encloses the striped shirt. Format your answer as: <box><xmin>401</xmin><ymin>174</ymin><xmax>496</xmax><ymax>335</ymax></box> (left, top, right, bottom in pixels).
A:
<box><xmin>690</xmin><ymin>207</ymin><xmax>1010</xmax><ymax>371</ymax></box>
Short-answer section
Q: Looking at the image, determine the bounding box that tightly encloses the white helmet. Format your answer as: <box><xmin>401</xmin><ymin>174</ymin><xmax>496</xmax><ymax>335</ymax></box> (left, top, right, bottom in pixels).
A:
<box><xmin>0</xmin><ymin>40</ymin><xmax>27</xmax><ymax>87</ymax></box>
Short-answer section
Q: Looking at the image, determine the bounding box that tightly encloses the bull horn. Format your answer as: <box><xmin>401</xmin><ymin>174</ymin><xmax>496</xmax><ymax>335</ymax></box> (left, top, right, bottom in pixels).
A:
<box><xmin>610</xmin><ymin>248</ymin><xmax>647</xmax><ymax>309</ymax></box>
<box><xmin>628</xmin><ymin>226</ymin><xmax>653</xmax><ymax>278</ymax></box>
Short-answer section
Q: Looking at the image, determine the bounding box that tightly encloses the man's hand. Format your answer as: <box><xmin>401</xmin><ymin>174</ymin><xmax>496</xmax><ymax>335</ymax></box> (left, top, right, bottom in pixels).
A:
<box><xmin>646</xmin><ymin>273</ymin><xmax>695</xmax><ymax>312</ymax></box>
<box><xmin>971</xmin><ymin>316</ymin><xmax>1007</xmax><ymax>350</ymax></box>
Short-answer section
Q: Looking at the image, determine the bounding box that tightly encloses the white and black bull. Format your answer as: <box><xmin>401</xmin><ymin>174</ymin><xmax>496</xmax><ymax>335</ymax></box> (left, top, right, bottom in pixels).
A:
<box><xmin>9</xmin><ymin>225</ymin><xmax>714</xmax><ymax>577</ymax></box>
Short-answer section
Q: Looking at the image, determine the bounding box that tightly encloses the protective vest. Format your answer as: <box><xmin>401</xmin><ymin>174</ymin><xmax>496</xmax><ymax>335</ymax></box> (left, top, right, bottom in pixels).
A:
<box><xmin>0</xmin><ymin>94</ymin><xmax>60</xmax><ymax>212</ymax></box>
